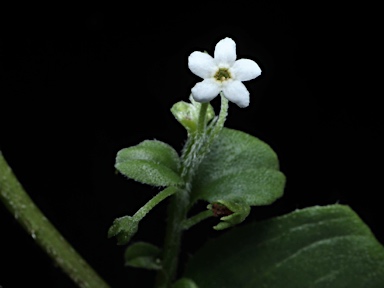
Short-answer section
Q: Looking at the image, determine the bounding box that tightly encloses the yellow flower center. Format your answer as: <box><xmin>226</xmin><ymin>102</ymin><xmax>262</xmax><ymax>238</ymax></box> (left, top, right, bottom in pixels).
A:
<box><xmin>214</xmin><ymin>68</ymin><xmax>232</xmax><ymax>82</ymax></box>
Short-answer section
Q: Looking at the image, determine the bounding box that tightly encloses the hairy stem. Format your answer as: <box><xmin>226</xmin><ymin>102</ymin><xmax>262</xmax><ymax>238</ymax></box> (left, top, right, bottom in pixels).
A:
<box><xmin>155</xmin><ymin>188</ymin><xmax>189</xmax><ymax>288</ymax></box>
<box><xmin>0</xmin><ymin>152</ymin><xmax>110</xmax><ymax>288</ymax></box>
<box><xmin>155</xmin><ymin>102</ymin><xmax>210</xmax><ymax>288</ymax></box>
<box><xmin>155</xmin><ymin>98</ymin><xmax>228</xmax><ymax>287</ymax></box>
<box><xmin>182</xmin><ymin>210</ymin><xmax>214</xmax><ymax>230</ymax></box>
<box><xmin>197</xmin><ymin>102</ymin><xmax>208</xmax><ymax>135</ymax></box>
<box><xmin>207</xmin><ymin>93</ymin><xmax>228</xmax><ymax>145</ymax></box>
<box><xmin>133</xmin><ymin>186</ymin><xmax>179</xmax><ymax>222</ymax></box>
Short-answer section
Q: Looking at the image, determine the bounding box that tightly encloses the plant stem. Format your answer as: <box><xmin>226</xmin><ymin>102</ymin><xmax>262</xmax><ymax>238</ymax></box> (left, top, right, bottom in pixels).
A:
<box><xmin>155</xmin><ymin>188</ymin><xmax>190</xmax><ymax>288</ymax></box>
<box><xmin>197</xmin><ymin>102</ymin><xmax>208</xmax><ymax>135</ymax></box>
<box><xmin>0</xmin><ymin>152</ymin><xmax>110</xmax><ymax>288</ymax></box>
<box><xmin>208</xmin><ymin>93</ymin><xmax>228</xmax><ymax>143</ymax></box>
<box><xmin>155</xmin><ymin>103</ymin><xmax>210</xmax><ymax>288</ymax></box>
<box><xmin>133</xmin><ymin>186</ymin><xmax>179</xmax><ymax>222</ymax></box>
<box><xmin>182</xmin><ymin>210</ymin><xmax>214</xmax><ymax>230</ymax></box>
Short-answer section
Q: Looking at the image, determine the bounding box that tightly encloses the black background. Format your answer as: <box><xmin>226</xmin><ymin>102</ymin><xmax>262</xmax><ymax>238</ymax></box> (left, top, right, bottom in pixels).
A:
<box><xmin>0</xmin><ymin>2</ymin><xmax>381</xmax><ymax>287</ymax></box>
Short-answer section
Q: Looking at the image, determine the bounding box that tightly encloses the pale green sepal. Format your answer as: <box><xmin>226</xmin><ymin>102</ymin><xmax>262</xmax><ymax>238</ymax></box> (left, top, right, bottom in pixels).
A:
<box><xmin>208</xmin><ymin>199</ymin><xmax>250</xmax><ymax>230</ymax></box>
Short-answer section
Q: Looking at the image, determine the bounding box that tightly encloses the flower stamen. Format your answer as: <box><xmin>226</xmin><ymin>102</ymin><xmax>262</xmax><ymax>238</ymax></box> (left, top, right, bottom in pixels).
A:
<box><xmin>214</xmin><ymin>68</ymin><xmax>232</xmax><ymax>82</ymax></box>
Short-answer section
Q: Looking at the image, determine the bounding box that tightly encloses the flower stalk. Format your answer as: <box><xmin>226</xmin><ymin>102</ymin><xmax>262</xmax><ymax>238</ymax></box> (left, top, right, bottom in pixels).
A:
<box><xmin>182</xmin><ymin>210</ymin><xmax>214</xmax><ymax>230</ymax></box>
<box><xmin>133</xmin><ymin>186</ymin><xmax>179</xmax><ymax>223</ymax></box>
<box><xmin>197</xmin><ymin>102</ymin><xmax>209</xmax><ymax>135</ymax></box>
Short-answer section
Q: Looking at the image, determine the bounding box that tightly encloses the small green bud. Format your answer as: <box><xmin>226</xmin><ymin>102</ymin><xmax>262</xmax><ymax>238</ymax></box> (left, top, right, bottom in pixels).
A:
<box><xmin>108</xmin><ymin>216</ymin><xmax>139</xmax><ymax>245</ymax></box>
<box><xmin>171</xmin><ymin>95</ymin><xmax>215</xmax><ymax>133</ymax></box>
<box><xmin>207</xmin><ymin>199</ymin><xmax>250</xmax><ymax>230</ymax></box>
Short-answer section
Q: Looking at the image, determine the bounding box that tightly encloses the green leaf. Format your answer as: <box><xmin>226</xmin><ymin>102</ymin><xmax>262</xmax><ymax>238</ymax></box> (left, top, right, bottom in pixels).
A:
<box><xmin>172</xmin><ymin>278</ymin><xmax>199</xmax><ymax>288</ymax></box>
<box><xmin>107</xmin><ymin>216</ymin><xmax>138</xmax><ymax>245</ymax></box>
<box><xmin>171</xmin><ymin>95</ymin><xmax>215</xmax><ymax>133</ymax></box>
<box><xmin>115</xmin><ymin>140</ymin><xmax>183</xmax><ymax>187</ymax></box>
<box><xmin>124</xmin><ymin>242</ymin><xmax>162</xmax><ymax>270</ymax></box>
<box><xmin>191</xmin><ymin>128</ymin><xmax>285</xmax><ymax>228</ymax></box>
<box><xmin>184</xmin><ymin>204</ymin><xmax>384</xmax><ymax>288</ymax></box>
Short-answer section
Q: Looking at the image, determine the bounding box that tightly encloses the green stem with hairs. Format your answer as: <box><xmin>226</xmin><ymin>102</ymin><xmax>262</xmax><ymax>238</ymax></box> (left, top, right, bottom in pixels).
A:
<box><xmin>155</xmin><ymin>102</ymin><xmax>209</xmax><ymax>288</ymax></box>
<box><xmin>0</xmin><ymin>152</ymin><xmax>110</xmax><ymax>288</ymax></box>
<box><xmin>133</xmin><ymin>186</ymin><xmax>179</xmax><ymax>222</ymax></box>
<box><xmin>155</xmin><ymin>97</ymin><xmax>228</xmax><ymax>288</ymax></box>
<box><xmin>182</xmin><ymin>210</ymin><xmax>214</xmax><ymax>230</ymax></box>
<box><xmin>197</xmin><ymin>103</ymin><xmax>209</xmax><ymax>135</ymax></box>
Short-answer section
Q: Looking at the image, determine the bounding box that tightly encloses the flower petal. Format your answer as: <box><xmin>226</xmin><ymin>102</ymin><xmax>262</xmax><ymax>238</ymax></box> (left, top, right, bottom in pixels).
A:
<box><xmin>191</xmin><ymin>79</ymin><xmax>221</xmax><ymax>103</ymax></box>
<box><xmin>214</xmin><ymin>37</ymin><xmax>236</xmax><ymax>66</ymax></box>
<box><xmin>232</xmin><ymin>59</ymin><xmax>262</xmax><ymax>81</ymax></box>
<box><xmin>188</xmin><ymin>51</ymin><xmax>217</xmax><ymax>79</ymax></box>
<box><xmin>222</xmin><ymin>81</ymin><xmax>250</xmax><ymax>108</ymax></box>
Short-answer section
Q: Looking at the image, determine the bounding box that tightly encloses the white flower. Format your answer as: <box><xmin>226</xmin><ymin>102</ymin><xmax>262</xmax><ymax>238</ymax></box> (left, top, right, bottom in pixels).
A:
<box><xmin>188</xmin><ymin>37</ymin><xmax>261</xmax><ymax>108</ymax></box>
